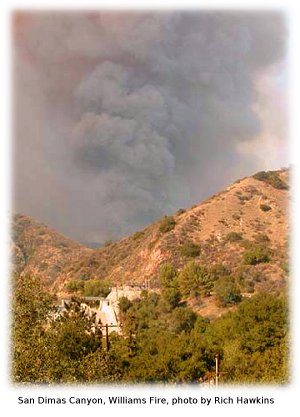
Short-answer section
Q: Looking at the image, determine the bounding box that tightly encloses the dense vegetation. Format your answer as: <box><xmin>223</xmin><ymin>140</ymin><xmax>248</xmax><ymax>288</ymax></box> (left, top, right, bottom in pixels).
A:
<box><xmin>65</xmin><ymin>278</ymin><xmax>112</xmax><ymax>297</ymax></box>
<box><xmin>253</xmin><ymin>170</ymin><xmax>288</xmax><ymax>190</ymax></box>
<box><xmin>12</xmin><ymin>273</ymin><xmax>119</xmax><ymax>383</ymax></box>
<box><xmin>12</xmin><ymin>272</ymin><xmax>289</xmax><ymax>385</ymax></box>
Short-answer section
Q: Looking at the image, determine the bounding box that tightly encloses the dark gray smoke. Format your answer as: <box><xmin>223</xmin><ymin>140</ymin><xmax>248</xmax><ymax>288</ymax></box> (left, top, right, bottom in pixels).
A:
<box><xmin>13</xmin><ymin>11</ymin><xmax>287</xmax><ymax>244</ymax></box>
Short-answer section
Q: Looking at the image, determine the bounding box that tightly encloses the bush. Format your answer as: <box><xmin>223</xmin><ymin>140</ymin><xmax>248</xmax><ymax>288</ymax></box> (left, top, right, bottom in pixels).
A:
<box><xmin>214</xmin><ymin>276</ymin><xmax>242</xmax><ymax>307</ymax></box>
<box><xmin>159</xmin><ymin>263</ymin><xmax>178</xmax><ymax>288</ymax></box>
<box><xmin>254</xmin><ymin>234</ymin><xmax>270</xmax><ymax>243</ymax></box>
<box><xmin>159</xmin><ymin>216</ymin><xmax>176</xmax><ymax>233</ymax></box>
<box><xmin>65</xmin><ymin>279</ymin><xmax>84</xmax><ymax>293</ymax></box>
<box><xmin>179</xmin><ymin>261</ymin><xmax>216</xmax><ymax>298</ymax></box>
<box><xmin>253</xmin><ymin>171</ymin><xmax>288</xmax><ymax>190</ymax></box>
<box><xmin>170</xmin><ymin>307</ymin><xmax>197</xmax><ymax>334</ymax></box>
<box><xmin>260</xmin><ymin>204</ymin><xmax>272</xmax><ymax>212</ymax></box>
<box><xmin>132</xmin><ymin>231</ymin><xmax>145</xmax><ymax>241</ymax></box>
<box><xmin>159</xmin><ymin>263</ymin><xmax>181</xmax><ymax>309</ymax></box>
<box><xmin>243</xmin><ymin>246</ymin><xmax>270</xmax><ymax>265</ymax></box>
<box><xmin>210</xmin><ymin>264</ymin><xmax>230</xmax><ymax>278</ymax></box>
<box><xmin>83</xmin><ymin>279</ymin><xmax>112</xmax><ymax>297</ymax></box>
<box><xmin>180</xmin><ymin>241</ymin><xmax>201</xmax><ymax>257</ymax></box>
<box><xmin>225</xmin><ymin>232</ymin><xmax>243</xmax><ymax>242</ymax></box>
<box><xmin>118</xmin><ymin>296</ymin><xmax>133</xmax><ymax>314</ymax></box>
<box><xmin>161</xmin><ymin>287</ymin><xmax>181</xmax><ymax>309</ymax></box>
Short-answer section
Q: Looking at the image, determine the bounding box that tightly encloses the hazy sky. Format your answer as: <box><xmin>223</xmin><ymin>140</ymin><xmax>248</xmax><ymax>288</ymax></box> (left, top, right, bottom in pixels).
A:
<box><xmin>13</xmin><ymin>11</ymin><xmax>288</xmax><ymax>244</ymax></box>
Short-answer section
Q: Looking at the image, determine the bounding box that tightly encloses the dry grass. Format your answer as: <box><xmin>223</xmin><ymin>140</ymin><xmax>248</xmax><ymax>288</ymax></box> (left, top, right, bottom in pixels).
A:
<box><xmin>12</xmin><ymin>169</ymin><xmax>290</xmax><ymax>316</ymax></box>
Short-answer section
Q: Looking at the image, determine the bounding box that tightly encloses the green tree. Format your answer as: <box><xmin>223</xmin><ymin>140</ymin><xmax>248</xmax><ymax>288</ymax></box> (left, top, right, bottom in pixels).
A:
<box><xmin>159</xmin><ymin>263</ymin><xmax>177</xmax><ymax>288</ymax></box>
<box><xmin>118</xmin><ymin>296</ymin><xmax>133</xmax><ymax>314</ymax></box>
<box><xmin>214</xmin><ymin>276</ymin><xmax>242</xmax><ymax>307</ymax></box>
<box><xmin>83</xmin><ymin>279</ymin><xmax>112</xmax><ymax>297</ymax></box>
<box><xmin>170</xmin><ymin>307</ymin><xmax>197</xmax><ymax>334</ymax></box>
<box><xmin>221</xmin><ymin>293</ymin><xmax>289</xmax><ymax>384</ymax></box>
<box><xmin>11</xmin><ymin>273</ymin><xmax>53</xmax><ymax>382</ymax></box>
<box><xmin>179</xmin><ymin>261</ymin><xmax>216</xmax><ymax>299</ymax></box>
<box><xmin>65</xmin><ymin>279</ymin><xmax>84</xmax><ymax>293</ymax></box>
<box><xmin>12</xmin><ymin>274</ymin><xmax>120</xmax><ymax>383</ymax></box>
<box><xmin>159</xmin><ymin>263</ymin><xmax>181</xmax><ymax>309</ymax></box>
<box><xmin>41</xmin><ymin>299</ymin><xmax>106</xmax><ymax>382</ymax></box>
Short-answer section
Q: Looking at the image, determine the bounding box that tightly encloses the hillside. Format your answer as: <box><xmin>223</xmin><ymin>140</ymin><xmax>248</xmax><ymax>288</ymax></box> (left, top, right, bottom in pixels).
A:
<box><xmin>12</xmin><ymin>168</ymin><xmax>290</xmax><ymax>317</ymax></box>
<box><xmin>11</xmin><ymin>214</ymin><xmax>92</xmax><ymax>287</ymax></box>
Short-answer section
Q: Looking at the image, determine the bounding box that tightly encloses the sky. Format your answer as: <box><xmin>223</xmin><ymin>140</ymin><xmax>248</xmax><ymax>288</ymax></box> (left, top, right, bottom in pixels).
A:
<box><xmin>12</xmin><ymin>10</ymin><xmax>289</xmax><ymax>245</ymax></box>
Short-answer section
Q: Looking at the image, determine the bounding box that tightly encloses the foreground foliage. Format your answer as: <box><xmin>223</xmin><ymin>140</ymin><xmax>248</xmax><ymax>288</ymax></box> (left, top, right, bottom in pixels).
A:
<box><xmin>12</xmin><ymin>274</ymin><xmax>119</xmax><ymax>383</ymax></box>
<box><xmin>11</xmin><ymin>273</ymin><xmax>289</xmax><ymax>385</ymax></box>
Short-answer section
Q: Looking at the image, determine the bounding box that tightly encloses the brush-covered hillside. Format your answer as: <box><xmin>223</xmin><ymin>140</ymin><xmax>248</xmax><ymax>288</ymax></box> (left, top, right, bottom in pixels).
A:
<box><xmin>11</xmin><ymin>215</ymin><xmax>92</xmax><ymax>287</ymax></box>
<box><xmin>12</xmin><ymin>168</ymin><xmax>290</xmax><ymax>317</ymax></box>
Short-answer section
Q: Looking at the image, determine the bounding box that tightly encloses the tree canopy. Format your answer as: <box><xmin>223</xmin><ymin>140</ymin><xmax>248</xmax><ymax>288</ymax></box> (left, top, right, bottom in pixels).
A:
<box><xmin>11</xmin><ymin>273</ymin><xmax>289</xmax><ymax>384</ymax></box>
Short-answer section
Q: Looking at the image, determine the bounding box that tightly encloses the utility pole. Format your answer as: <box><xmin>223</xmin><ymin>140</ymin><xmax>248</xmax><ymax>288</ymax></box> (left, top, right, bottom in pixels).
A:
<box><xmin>105</xmin><ymin>323</ymin><xmax>110</xmax><ymax>352</ymax></box>
<box><xmin>215</xmin><ymin>353</ymin><xmax>219</xmax><ymax>386</ymax></box>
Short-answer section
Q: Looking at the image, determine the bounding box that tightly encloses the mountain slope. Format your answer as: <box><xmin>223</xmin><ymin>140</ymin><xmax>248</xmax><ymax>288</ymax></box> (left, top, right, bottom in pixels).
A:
<box><xmin>12</xmin><ymin>169</ymin><xmax>290</xmax><ymax>316</ymax></box>
<box><xmin>12</xmin><ymin>214</ymin><xmax>92</xmax><ymax>287</ymax></box>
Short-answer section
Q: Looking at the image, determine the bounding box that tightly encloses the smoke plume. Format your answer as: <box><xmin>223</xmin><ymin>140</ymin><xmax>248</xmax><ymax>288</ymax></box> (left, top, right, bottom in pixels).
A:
<box><xmin>13</xmin><ymin>11</ymin><xmax>287</xmax><ymax>244</ymax></box>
